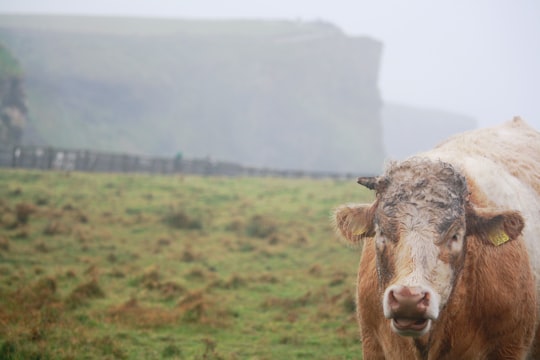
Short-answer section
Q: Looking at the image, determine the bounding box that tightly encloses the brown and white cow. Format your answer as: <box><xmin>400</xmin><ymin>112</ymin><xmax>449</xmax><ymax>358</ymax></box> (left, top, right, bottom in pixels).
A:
<box><xmin>334</xmin><ymin>117</ymin><xmax>540</xmax><ymax>359</ymax></box>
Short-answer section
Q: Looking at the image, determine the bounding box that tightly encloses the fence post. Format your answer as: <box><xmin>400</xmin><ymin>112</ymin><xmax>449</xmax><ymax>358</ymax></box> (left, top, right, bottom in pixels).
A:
<box><xmin>12</xmin><ymin>146</ymin><xmax>21</xmax><ymax>168</ymax></box>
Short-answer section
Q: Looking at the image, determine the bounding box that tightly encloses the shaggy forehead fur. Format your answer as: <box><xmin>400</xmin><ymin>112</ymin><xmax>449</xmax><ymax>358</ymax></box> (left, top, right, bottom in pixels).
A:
<box><xmin>377</xmin><ymin>159</ymin><xmax>468</xmax><ymax>232</ymax></box>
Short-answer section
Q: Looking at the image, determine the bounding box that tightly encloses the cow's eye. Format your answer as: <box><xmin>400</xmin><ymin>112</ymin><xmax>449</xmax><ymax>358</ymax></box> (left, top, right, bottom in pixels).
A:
<box><xmin>449</xmin><ymin>233</ymin><xmax>461</xmax><ymax>244</ymax></box>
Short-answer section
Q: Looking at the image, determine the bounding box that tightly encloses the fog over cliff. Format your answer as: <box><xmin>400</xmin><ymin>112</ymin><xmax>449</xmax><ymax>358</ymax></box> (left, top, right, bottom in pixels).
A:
<box><xmin>0</xmin><ymin>15</ymin><xmax>477</xmax><ymax>172</ymax></box>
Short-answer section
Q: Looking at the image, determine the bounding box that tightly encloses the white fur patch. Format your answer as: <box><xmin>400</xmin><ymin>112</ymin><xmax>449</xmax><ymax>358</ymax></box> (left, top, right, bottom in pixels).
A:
<box><xmin>384</xmin><ymin>230</ymin><xmax>448</xmax><ymax>321</ymax></box>
<box><xmin>462</xmin><ymin>157</ymin><xmax>540</xmax><ymax>290</ymax></box>
<box><xmin>420</xmin><ymin>120</ymin><xmax>540</xmax><ymax>319</ymax></box>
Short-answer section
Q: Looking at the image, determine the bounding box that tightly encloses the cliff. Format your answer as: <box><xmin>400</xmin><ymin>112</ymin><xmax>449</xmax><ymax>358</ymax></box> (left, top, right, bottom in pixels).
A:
<box><xmin>0</xmin><ymin>15</ymin><xmax>385</xmax><ymax>173</ymax></box>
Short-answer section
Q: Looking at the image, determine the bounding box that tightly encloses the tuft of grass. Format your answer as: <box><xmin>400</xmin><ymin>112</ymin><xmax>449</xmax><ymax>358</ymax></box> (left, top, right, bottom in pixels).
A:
<box><xmin>0</xmin><ymin>235</ymin><xmax>9</xmax><ymax>251</ymax></box>
<box><xmin>0</xmin><ymin>339</ymin><xmax>53</xmax><ymax>360</ymax></box>
<box><xmin>159</xmin><ymin>281</ymin><xmax>187</xmax><ymax>300</ymax></box>
<box><xmin>34</xmin><ymin>193</ymin><xmax>50</xmax><ymax>206</ymax></box>
<box><xmin>138</xmin><ymin>265</ymin><xmax>161</xmax><ymax>289</ymax></box>
<box><xmin>0</xmin><ymin>341</ymin><xmax>17</xmax><ymax>360</ymax></box>
<box><xmin>262</xmin><ymin>291</ymin><xmax>314</xmax><ymax>310</ymax></box>
<box><xmin>329</xmin><ymin>271</ymin><xmax>349</xmax><ymax>287</ymax></box>
<box><xmin>107</xmin><ymin>268</ymin><xmax>126</xmax><ymax>278</ymax></box>
<box><xmin>176</xmin><ymin>290</ymin><xmax>230</xmax><ymax>326</ymax></box>
<box><xmin>156</xmin><ymin>237</ymin><xmax>171</xmax><ymax>246</ymax></box>
<box><xmin>258</xmin><ymin>273</ymin><xmax>279</xmax><ymax>284</ymax></box>
<box><xmin>224</xmin><ymin>274</ymin><xmax>247</xmax><ymax>289</ymax></box>
<box><xmin>13</xmin><ymin>226</ymin><xmax>30</xmax><ymax>239</ymax></box>
<box><xmin>1</xmin><ymin>212</ymin><xmax>18</xmax><ymax>229</ymax></box>
<box><xmin>91</xmin><ymin>336</ymin><xmax>127</xmax><ymax>359</ymax></box>
<box><xmin>308</xmin><ymin>264</ymin><xmax>323</xmax><ymax>276</ymax></box>
<box><xmin>65</xmin><ymin>279</ymin><xmax>105</xmax><ymax>309</ymax></box>
<box><xmin>22</xmin><ymin>277</ymin><xmax>58</xmax><ymax>309</ymax></box>
<box><xmin>7</xmin><ymin>185</ymin><xmax>22</xmax><ymax>196</ymax></box>
<box><xmin>185</xmin><ymin>267</ymin><xmax>208</xmax><ymax>281</ymax></box>
<box><xmin>107</xmin><ymin>298</ymin><xmax>180</xmax><ymax>328</ymax></box>
<box><xmin>163</xmin><ymin>208</ymin><xmax>203</xmax><ymax>230</ymax></box>
<box><xmin>199</xmin><ymin>338</ymin><xmax>225</xmax><ymax>360</ymax></box>
<box><xmin>34</xmin><ymin>240</ymin><xmax>49</xmax><ymax>253</ymax></box>
<box><xmin>178</xmin><ymin>291</ymin><xmax>207</xmax><ymax>323</ymax></box>
<box><xmin>43</xmin><ymin>220</ymin><xmax>68</xmax><ymax>236</ymax></box>
<box><xmin>180</xmin><ymin>244</ymin><xmax>200</xmax><ymax>262</ymax></box>
<box><xmin>162</xmin><ymin>343</ymin><xmax>183</xmax><ymax>358</ymax></box>
<box><xmin>245</xmin><ymin>214</ymin><xmax>278</xmax><ymax>238</ymax></box>
<box><xmin>15</xmin><ymin>202</ymin><xmax>36</xmax><ymax>224</ymax></box>
<box><xmin>341</xmin><ymin>289</ymin><xmax>357</xmax><ymax>314</ymax></box>
<box><xmin>225</xmin><ymin>217</ymin><xmax>245</xmax><ymax>232</ymax></box>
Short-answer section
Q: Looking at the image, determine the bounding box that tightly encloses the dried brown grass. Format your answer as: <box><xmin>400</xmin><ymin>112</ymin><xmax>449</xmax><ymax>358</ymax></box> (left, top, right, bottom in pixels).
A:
<box><xmin>15</xmin><ymin>202</ymin><xmax>37</xmax><ymax>224</ymax></box>
<box><xmin>246</xmin><ymin>214</ymin><xmax>278</xmax><ymax>238</ymax></box>
<box><xmin>0</xmin><ymin>277</ymin><xmax>63</xmax><ymax>348</ymax></box>
<box><xmin>0</xmin><ymin>235</ymin><xmax>9</xmax><ymax>251</ymax></box>
<box><xmin>107</xmin><ymin>288</ymin><xmax>230</xmax><ymax>329</ymax></box>
<box><xmin>65</xmin><ymin>279</ymin><xmax>105</xmax><ymax>309</ymax></box>
<box><xmin>43</xmin><ymin>220</ymin><xmax>69</xmax><ymax>236</ymax></box>
<box><xmin>107</xmin><ymin>298</ymin><xmax>181</xmax><ymax>328</ymax></box>
<box><xmin>262</xmin><ymin>291</ymin><xmax>313</xmax><ymax>310</ymax></box>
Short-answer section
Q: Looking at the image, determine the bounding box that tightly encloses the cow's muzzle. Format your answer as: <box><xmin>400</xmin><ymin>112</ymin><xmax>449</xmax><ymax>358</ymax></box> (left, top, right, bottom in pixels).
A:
<box><xmin>383</xmin><ymin>285</ymin><xmax>438</xmax><ymax>337</ymax></box>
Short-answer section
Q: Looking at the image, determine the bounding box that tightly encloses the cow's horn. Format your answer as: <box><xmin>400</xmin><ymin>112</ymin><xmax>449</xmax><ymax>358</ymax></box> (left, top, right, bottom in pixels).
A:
<box><xmin>357</xmin><ymin>176</ymin><xmax>387</xmax><ymax>192</ymax></box>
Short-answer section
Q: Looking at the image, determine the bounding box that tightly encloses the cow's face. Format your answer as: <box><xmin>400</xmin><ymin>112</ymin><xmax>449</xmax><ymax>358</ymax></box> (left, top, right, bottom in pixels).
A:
<box><xmin>372</xmin><ymin>160</ymin><xmax>468</xmax><ymax>337</ymax></box>
<box><xmin>334</xmin><ymin>158</ymin><xmax>524</xmax><ymax>338</ymax></box>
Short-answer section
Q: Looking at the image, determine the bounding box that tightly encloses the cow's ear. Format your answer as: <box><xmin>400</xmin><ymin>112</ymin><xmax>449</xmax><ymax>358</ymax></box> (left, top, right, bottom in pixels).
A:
<box><xmin>333</xmin><ymin>203</ymin><xmax>376</xmax><ymax>245</ymax></box>
<box><xmin>465</xmin><ymin>206</ymin><xmax>524</xmax><ymax>246</ymax></box>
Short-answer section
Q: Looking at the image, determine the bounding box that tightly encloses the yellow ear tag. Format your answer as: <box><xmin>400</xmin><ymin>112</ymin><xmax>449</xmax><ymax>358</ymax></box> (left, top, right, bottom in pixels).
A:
<box><xmin>352</xmin><ymin>226</ymin><xmax>367</xmax><ymax>236</ymax></box>
<box><xmin>489</xmin><ymin>229</ymin><xmax>510</xmax><ymax>246</ymax></box>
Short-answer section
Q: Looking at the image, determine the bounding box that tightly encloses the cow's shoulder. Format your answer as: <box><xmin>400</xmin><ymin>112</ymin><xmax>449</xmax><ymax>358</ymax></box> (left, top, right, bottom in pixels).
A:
<box><xmin>423</xmin><ymin>117</ymin><xmax>540</xmax><ymax>195</ymax></box>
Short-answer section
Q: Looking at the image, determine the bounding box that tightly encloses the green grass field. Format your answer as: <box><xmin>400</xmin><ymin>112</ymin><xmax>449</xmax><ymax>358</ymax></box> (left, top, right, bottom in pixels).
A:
<box><xmin>0</xmin><ymin>169</ymin><xmax>373</xmax><ymax>359</ymax></box>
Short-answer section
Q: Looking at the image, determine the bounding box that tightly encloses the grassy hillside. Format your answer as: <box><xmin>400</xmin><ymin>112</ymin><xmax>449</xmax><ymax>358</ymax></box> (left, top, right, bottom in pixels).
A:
<box><xmin>0</xmin><ymin>169</ymin><xmax>372</xmax><ymax>359</ymax></box>
<box><xmin>0</xmin><ymin>15</ymin><xmax>384</xmax><ymax>174</ymax></box>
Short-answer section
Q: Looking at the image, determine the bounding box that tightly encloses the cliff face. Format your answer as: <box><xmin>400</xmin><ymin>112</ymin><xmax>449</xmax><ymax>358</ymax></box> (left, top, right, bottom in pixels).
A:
<box><xmin>0</xmin><ymin>43</ymin><xmax>26</xmax><ymax>148</ymax></box>
<box><xmin>0</xmin><ymin>15</ymin><xmax>385</xmax><ymax>173</ymax></box>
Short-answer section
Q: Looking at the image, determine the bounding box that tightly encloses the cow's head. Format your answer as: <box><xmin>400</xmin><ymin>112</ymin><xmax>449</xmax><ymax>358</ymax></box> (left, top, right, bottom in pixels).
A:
<box><xmin>334</xmin><ymin>158</ymin><xmax>524</xmax><ymax>337</ymax></box>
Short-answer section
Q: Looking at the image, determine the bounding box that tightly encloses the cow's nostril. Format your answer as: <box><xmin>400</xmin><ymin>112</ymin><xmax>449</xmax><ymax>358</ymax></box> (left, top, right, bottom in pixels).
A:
<box><xmin>388</xmin><ymin>290</ymin><xmax>399</xmax><ymax>310</ymax></box>
<box><xmin>421</xmin><ymin>292</ymin><xmax>430</xmax><ymax>307</ymax></box>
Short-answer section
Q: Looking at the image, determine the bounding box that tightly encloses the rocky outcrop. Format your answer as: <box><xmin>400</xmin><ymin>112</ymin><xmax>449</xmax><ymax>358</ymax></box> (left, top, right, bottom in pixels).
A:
<box><xmin>0</xmin><ymin>43</ymin><xmax>26</xmax><ymax>148</ymax></box>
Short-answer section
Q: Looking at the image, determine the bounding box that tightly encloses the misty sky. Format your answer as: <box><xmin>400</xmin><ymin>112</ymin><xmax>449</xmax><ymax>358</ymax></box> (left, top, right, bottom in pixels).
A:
<box><xmin>1</xmin><ymin>0</ymin><xmax>539</xmax><ymax>130</ymax></box>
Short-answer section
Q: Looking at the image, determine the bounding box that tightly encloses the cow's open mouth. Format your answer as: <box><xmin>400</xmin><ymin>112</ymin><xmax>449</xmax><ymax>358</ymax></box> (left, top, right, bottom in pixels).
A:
<box><xmin>391</xmin><ymin>318</ymin><xmax>430</xmax><ymax>336</ymax></box>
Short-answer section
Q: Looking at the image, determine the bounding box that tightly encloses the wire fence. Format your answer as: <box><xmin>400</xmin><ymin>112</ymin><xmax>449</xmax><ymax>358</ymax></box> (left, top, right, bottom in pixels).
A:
<box><xmin>0</xmin><ymin>145</ymin><xmax>357</xmax><ymax>180</ymax></box>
